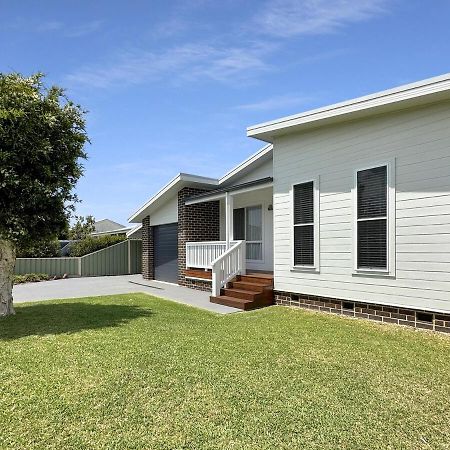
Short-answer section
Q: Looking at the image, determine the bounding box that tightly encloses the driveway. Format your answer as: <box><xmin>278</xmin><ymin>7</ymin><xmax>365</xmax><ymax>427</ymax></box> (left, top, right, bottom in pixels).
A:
<box><xmin>13</xmin><ymin>275</ymin><xmax>239</xmax><ymax>314</ymax></box>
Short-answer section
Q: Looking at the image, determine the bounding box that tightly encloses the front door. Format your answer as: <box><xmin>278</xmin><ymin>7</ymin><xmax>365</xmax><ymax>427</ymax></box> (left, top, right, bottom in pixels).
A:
<box><xmin>233</xmin><ymin>205</ymin><xmax>263</xmax><ymax>262</ymax></box>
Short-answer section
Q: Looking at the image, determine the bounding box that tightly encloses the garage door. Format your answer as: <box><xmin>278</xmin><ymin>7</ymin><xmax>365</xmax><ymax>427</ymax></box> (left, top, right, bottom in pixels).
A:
<box><xmin>154</xmin><ymin>223</ymin><xmax>178</xmax><ymax>283</ymax></box>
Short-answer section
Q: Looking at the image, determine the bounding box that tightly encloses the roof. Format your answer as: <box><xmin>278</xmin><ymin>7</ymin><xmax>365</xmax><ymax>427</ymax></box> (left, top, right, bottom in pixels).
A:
<box><xmin>128</xmin><ymin>173</ymin><xmax>219</xmax><ymax>223</ymax></box>
<box><xmin>219</xmin><ymin>144</ymin><xmax>273</xmax><ymax>186</ymax></box>
<box><xmin>128</xmin><ymin>145</ymin><xmax>273</xmax><ymax>223</ymax></box>
<box><xmin>185</xmin><ymin>177</ymin><xmax>273</xmax><ymax>205</ymax></box>
<box><xmin>248</xmin><ymin>72</ymin><xmax>450</xmax><ymax>142</ymax></box>
<box><xmin>91</xmin><ymin>227</ymin><xmax>132</xmax><ymax>237</ymax></box>
<box><xmin>126</xmin><ymin>224</ymin><xmax>142</xmax><ymax>238</ymax></box>
<box><xmin>93</xmin><ymin>219</ymin><xmax>126</xmax><ymax>233</ymax></box>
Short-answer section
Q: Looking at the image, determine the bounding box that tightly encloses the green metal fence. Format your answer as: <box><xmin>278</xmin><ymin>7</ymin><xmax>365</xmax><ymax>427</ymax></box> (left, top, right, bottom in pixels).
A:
<box><xmin>15</xmin><ymin>240</ymin><xmax>142</xmax><ymax>277</ymax></box>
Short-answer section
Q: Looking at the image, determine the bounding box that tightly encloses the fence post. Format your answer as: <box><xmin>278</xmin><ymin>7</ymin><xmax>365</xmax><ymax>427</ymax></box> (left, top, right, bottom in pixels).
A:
<box><xmin>78</xmin><ymin>257</ymin><xmax>82</xmax><ymax>277</ymax></box>
<box><xmin>128</xmin><ymin>239</ymin><xmax>131</xmax><ymax>274</ymax></box>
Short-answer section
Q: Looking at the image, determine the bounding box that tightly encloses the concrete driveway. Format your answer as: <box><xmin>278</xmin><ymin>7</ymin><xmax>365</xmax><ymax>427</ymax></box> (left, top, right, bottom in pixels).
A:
<box><xmin>13</xmin><ymin>274</ymin><xmax>239</xmax><ymax>314</ymax></box>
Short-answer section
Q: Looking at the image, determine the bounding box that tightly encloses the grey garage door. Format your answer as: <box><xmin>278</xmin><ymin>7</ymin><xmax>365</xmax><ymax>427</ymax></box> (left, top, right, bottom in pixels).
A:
<box><xmin>154</xmin><ymin>223</ymin><xmax>178</xmax><ymax>283</ymax></box>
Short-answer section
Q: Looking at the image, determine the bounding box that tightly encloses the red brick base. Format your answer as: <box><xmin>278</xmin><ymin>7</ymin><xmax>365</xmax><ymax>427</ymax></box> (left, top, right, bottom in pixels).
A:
<box><xmin>274</xmin><ymin>291</ymin><xmax>450</xmax><ymax>333</ymax></box>
<box><xmin>183</xmin><ymin>278</ymin><xmax>212</xmax><ymax>292</ymax></box>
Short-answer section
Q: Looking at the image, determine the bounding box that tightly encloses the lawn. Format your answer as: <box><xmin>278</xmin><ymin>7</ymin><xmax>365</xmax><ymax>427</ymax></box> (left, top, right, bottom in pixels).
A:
<box><xmin>1</xmin><ymin>294</ymin><xmax>449</xmax><ymax>450</ymax></box>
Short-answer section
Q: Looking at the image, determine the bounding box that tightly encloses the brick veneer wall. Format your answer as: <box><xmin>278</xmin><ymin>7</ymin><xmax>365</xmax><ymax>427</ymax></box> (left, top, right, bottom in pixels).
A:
<box><xmin>141</xmin><ymin>216</ymin><xmax>154</xmax><ymax>280</ymax></box>
<box><xmin>274</xmin><ymin>291</ymin><xmax>450</xmax><ymax>333</ymax></box>
<box><xmin>183</xmin><ymin>278</ymin><xmax>213</xmax><ymax>292</ymax></box>
<box><xmin>178</xmin><ymin>187</ymin><xmax>220</xmax><ymax>290</ymax></box>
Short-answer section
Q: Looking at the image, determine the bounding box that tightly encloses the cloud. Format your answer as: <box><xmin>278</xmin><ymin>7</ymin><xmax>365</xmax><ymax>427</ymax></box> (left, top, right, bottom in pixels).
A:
<box><xmin>254</xmin><ymin>0</ymin><xmax>388</xmax><ymax>37</ymax></box>
<box><xmin>36</xmin><ymin>21</ymin><xmax>64</xmax><ymax>32</ymax></box>
<box><xmin>7</xmin><ymin>19</ymin><xmax>102</xmax><ymax>38</ymax></box>
<box><xmin>235</xmin><ymin>94</ymin><xmax>311</xmax><ymax>111</ymax></box>
<box><xmin>63</xmin><ymin>0</ymin><xmax>387</xmax><ymax>90</ymax></box>
<box><xmin>64</xmin><ymin>20</ymin><xmax>103</xmax><ymax>38</ymax></box>
<box><xmin>66</xmin><ymin>42</ymin><xmax>271</xmax><ymax>89</ymax></box>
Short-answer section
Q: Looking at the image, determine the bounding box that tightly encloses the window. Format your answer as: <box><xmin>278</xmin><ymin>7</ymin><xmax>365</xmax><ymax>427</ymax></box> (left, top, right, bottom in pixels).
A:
<box><xmin>356</xmin><ymin>165</ymin><xmax>388</xmax><ymax>270</ymax></box>
<box><xmin>293</xmin><ymin>180</ymin><xmax>318</xmax><ymax>267</ymax></box>
<box><xmin>233</xmin><ymin>205</ymin><xmax>263</xmax><ymax>260</ymax></box>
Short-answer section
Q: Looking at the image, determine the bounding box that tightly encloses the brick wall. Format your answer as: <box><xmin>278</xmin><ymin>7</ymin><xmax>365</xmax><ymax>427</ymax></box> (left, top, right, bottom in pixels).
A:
<box><xmin>141</xmin><ymin>216</ymin><xmax>154</xmax><ymax>280</ymax></box>
<box><xmin>178</xmin><ymin>187</ymin><xmax>220</xmax><ymax>289</ymax></box>
<box><xmin>183</xmin><ymin>278</ymin><xmax>213</xmax><ymax>292</ymax></box>
<box><xmin>274</xmin><ymin>291</ymin><xmax>450</xmax><ymax>333</ymax></box>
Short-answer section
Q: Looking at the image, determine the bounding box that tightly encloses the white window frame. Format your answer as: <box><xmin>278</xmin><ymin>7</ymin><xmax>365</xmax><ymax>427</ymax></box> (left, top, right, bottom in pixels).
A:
<box><xmin>352</xmin><ymin>159</ymin><xmax>396</xmax><ymax>277</ymax></box>
<box><xmin>291</xmin><ymin>177</ymin><xmax>320</xmax><ymax>272</ymax></box>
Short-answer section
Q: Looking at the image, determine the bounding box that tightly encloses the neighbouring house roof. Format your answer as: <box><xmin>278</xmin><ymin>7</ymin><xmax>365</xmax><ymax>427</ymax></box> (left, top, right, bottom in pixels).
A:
<box><xmin>93</xmin><ymin>219</ymin><xmax>126</xmax><ymax>233</ymax></box>
<box><xmin>128</xmin><ymin>145</ymin><xmax>274</xmax><ymax>223</ymax></box>
<box><xmin>91</xmin><ymin>227</ymin><xmax>132</xmax><ymax>237</ymax></box>
<box><xmin>248</xmin><ymin>72</ymin><xmax>450</xmax><ymax>142</ymax></box>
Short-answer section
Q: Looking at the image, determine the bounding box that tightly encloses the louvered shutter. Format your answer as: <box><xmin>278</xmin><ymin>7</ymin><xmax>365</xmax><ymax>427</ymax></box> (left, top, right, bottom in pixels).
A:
<box><xmin>294</xmin><ymin>181</ymin><xmax>314</xmax><ymax>266</ymax></box>
<box><xmin>357</xmin><ymin>166</ymin><xmax>388</xmax><ymax>269</ymax></box>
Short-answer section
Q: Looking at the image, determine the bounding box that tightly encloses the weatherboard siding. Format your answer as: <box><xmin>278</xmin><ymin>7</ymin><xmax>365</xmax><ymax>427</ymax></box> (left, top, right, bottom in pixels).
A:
<box><xmin>230</xmin><ymin>158</ymin><xmax>273</xmax><ymax>185</ymax></box>
<box><xmin>273</xmin><ymin>100</ymin><xmax>450</xmax><ymax>314</ymax></box>
<box><xmin>149</xmin><ymin>194</ymin><xmax>178</xmax><ymax>226</ymax></box>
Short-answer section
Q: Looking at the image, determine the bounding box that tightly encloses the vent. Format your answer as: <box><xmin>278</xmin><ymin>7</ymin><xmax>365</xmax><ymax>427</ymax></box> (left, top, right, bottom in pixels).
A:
<box><xmin>416</xmin><ymin>312</ymin><xmax>433</xmax><ymax>323</ymax></box>
<box><xmin>343</xmin><ymin>301</ymin><xmax>355</xmax><ymax>310</ymax></box>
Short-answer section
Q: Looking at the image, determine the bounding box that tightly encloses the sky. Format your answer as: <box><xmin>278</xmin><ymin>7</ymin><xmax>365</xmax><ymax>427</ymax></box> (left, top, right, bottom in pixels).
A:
<box><xmin>1</xmin><ymin>0</ymin><xmax>450</xmax><ymax>226</ymax></box>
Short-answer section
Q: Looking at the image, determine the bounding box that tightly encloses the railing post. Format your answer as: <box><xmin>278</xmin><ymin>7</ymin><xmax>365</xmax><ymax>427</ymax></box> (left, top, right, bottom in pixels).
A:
<box><xmin>225</xmin><ymin>192</ymin><xmax>234</xmax><ymax>249</ymax></box>
<box><xmin>240</xmin><ymin>241</ymin><xmax>246</xmax><ymax>275</ymax></box>
<box><xmin>212</xmin><ymin>263</ymin><xmax>220</xmax><ymax>297</ymax></box>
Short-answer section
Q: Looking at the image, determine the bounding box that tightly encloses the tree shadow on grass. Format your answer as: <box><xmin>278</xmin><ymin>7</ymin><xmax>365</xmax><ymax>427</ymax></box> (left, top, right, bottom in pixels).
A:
<box><xmin>0</xmin><ymin>302</ymin><xmax>153</xmax><ymax>340</ymax></box>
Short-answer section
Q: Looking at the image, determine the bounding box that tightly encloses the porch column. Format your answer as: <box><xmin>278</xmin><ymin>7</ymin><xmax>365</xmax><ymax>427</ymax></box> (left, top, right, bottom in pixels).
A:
<box><xmin>225</xmin><ymin>192</ymin><xmax>234</xmax><ymax>249</ymax></box>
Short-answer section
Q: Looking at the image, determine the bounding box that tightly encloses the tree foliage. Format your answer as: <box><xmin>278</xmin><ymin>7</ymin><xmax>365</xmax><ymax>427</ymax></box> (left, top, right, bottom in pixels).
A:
<box><xmin>68</xmin><ymin>235</ymin><xmax>125</xmax><ymax>257</ymax></box>
<box><xmin>69</xmin><ymin>215</ymin><xmax>96</xmax><ymax>240</ymax></box>
<box><xmin>0</xmin><ymin>72</ymin><xmax>89</xmax><ymax>248</ymax></box>
<box><xmin>16</xmin><ymin>238</ymin><xmax>60</xmax><ymax>258</ymax></box>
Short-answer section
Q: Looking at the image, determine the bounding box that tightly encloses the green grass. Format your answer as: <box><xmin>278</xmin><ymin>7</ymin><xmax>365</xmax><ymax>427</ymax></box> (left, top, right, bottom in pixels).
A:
<box><xmin>1</xmin><ymin>294</ymin><xmax>449</xmax><ymax>450</ymax></box>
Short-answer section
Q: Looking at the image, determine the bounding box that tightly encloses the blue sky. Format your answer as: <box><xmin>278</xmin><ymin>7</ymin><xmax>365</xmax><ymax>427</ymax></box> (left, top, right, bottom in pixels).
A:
<box><xmin>2</xmin><ymin>0</ymin><xmax>450</xmax><ymax>225</ymax></box>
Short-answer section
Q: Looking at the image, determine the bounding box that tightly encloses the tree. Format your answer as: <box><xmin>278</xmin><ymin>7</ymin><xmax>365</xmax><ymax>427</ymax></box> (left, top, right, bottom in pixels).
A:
<box><xmin>0</xmin><ymin>73</ymin><xmax>88</xmax><ymax>316</ymax></box>
<box><xmin>69</xmin><ymin>215</ymin><xmax>96</xmax><ymax>240</ymax></box>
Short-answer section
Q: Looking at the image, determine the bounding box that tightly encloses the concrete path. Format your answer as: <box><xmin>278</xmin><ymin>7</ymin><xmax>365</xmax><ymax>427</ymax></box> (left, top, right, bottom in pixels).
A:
<box><xmin>13</xmin><ymin>275</ymin><xmax>239</xmax><ymax>314</ymax></box>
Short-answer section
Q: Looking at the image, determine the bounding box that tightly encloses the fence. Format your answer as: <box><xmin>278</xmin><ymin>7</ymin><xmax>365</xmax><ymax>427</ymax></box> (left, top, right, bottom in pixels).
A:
<box><xmin>14</xmin><ymin>239</ymin><xmax>142</xmax><ymax>277</ymax></box>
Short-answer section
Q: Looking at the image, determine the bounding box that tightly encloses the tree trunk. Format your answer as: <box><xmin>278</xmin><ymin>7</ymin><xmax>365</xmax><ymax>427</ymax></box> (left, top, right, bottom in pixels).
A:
<box><xmin>0</xmin><ymin>240</ymin><xmax>16</xmax><ymax>317</ymax></box>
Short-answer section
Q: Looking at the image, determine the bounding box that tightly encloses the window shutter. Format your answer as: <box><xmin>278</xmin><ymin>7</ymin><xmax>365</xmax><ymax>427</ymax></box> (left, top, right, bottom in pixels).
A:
<box><xmin>294</xmin><ymin>225</ymin><xmax>314</xmax><ymax>266</ymax></box>
<box><xmin>356</xmin><ymin>165</ymin><xmax>388</xmax><ymax>270</ymax></box>
<box><xmin>293</xmin><ymin>181</ymin><xmax>314</xmax><ymax>266</ymax></box>
<box><xmin>357</xmin><ymin>219</ymin><xmax>387</xmax><ymax>269</ymax></box>
<box><xmin>294</xmin><ymin>182</ymin><xmax>314</xmax><ymax>224</ymax></box>
<box><xmin>357</xmin><ymin>166</ymin><xmax>387</xmax><ymax>219</ymax></box>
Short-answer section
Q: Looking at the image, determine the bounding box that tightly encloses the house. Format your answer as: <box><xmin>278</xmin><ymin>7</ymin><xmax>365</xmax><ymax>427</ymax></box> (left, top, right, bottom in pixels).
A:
<box><xmin>91</xmin><ymin>219</ymin><xmax>133</xmax><ymax>237</ymax></box>
<box><xmin>130</xmin><ymin>73</ymin><xmax>450</xmax><ymax>333</ymax></box>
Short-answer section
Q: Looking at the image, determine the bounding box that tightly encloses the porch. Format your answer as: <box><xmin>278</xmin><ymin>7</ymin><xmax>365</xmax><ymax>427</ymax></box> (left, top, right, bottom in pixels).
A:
<box><xmin>184</xmin><ymin>178</ymin><xmax>274</xmax><ymax>308</ymax></box>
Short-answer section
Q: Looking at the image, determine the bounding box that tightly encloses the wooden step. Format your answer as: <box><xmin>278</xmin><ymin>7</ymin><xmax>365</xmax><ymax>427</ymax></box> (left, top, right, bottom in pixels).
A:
<box><xmin>231</xmin><ymin>281</ymin><xmax>265</xmax><ymax>292</ymax></box>
<box><xmin>210</xmin><ymin>273</ymin><xmax>274</xmax><ymax>311</ymax></box>
<box><xmin>239</xmin><ymin>274</ymin><xmax>273</xmax><ymax>286</ymax></box>
<box><xmin>222</xmin><ymin>288</ymin><xmax>261</xmax><ymax>301</ymax></box>
<box><xmin>210</xmin><ymin>295</ymin><xmax>254</xmax><ymax>310</ymax></box>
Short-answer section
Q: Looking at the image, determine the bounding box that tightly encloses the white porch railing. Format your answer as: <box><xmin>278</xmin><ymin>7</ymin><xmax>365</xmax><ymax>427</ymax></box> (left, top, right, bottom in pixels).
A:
<box><xmin>186</xmin><ymin>241</ymin><xmax>236</xmax><ymax>269</ymax></box>
<box><xmin>211</xmin><ymin>240</ymin><xmax>246</xmax><ymax>297</ymax></box>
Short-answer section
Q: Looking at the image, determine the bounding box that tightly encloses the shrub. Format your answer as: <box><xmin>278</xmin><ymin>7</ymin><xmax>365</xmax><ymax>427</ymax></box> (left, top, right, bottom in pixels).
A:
<box><xmin>17</xmin><ymin>238</ymin><xmax>61</xmax><ymax>258</ymax></box>
<box><xmin>13</xmin><ymin>273</ymin><xmax>51</xmax><ymax>285</ymax></box>
<box><xmin>68</xmin><ymin>235</ymin><xmax>126</xmax><ymax>257</ymax></box>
